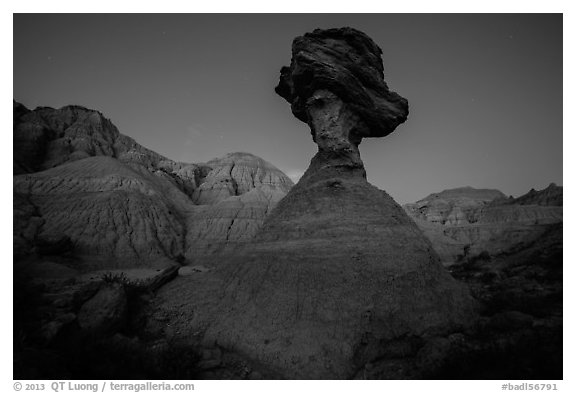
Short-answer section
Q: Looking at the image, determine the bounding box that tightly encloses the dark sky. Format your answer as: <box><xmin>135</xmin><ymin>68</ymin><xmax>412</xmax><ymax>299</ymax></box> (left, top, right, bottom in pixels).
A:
<box><xmin>13</xmin><ymin>14</ymin><xmax>562</xmax><ymax>203</ymax></box>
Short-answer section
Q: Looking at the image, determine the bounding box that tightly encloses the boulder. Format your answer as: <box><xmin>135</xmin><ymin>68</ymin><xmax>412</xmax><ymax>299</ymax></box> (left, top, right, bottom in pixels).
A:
<box><xmin>40</xmin><ymin>313</ymin><xmax>76</xmax><ymax>344</ymax></box>
<box><xmin>275</xmin><ymin>27</ymin><xmax>408</xmax><ymax>140</ymax></box>
<box><xmin>487</xmin><ymin>311</ymin><xmax>534</xmax><ymax>332</ymax></box>
<box><xmin>178</xmin><ymin>265</ymin><xmax>212</xmax><ymax>276</ymax></box>
<box><xmin>77</xmin><ymin>283</ymin><xmax>127</xmax><ymax>336</ymax></box>
<box><xmin>415</xmin><ymin>337</ymin><xmax>452</xmax><ymax>375</ymax></box>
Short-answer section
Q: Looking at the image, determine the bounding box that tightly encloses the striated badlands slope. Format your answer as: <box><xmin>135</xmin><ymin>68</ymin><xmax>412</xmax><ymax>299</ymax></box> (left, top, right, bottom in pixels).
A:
<box><xmin>14</xmin><ymin>156</ymin><xmax>191</xmax><ymax>268</ymax></box>
<box><xmin>185</xmin><ymin>152</ymin><xmax>293</xmax><ymax>258</ymax></box>
<box><xmin>13</xmin><ymin>100</ymin><xmax>211</xmax><ymax>195</ymax></box>
<box><xmin>403</xmin><ymin>185</ymin><xmax>563</xmax><ymax>265</ymax></box>
<box><xmin>13</xmin><ymin>102</ymin><xmax>293</xmax><ymax>268</ymax></box>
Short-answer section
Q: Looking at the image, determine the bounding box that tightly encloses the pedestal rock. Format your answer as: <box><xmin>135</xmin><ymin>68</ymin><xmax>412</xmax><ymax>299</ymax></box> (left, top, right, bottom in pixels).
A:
<box><xmin>153</xmin><ymin>27</ymin><xmax>477</xmax><ymax>379</ymax></box>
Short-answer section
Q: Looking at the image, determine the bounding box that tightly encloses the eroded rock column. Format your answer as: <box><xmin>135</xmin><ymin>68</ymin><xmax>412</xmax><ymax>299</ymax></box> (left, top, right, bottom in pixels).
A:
<box><xmin>306</xmin><ymin>90</ymin><xmax>364</xmax><ymax>168</ymax></box>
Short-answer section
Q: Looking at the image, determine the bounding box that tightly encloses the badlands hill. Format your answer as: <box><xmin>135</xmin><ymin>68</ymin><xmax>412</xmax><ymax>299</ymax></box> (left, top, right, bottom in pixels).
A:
<box><xmin>403</xmin><ymin>185</ymin><xmax>563</xmax><ymax>265</ymax></box>
<box><xmin>13</xmin><ymin>101</ymin><xmax>293</xmax><ymax>269</ymax></box>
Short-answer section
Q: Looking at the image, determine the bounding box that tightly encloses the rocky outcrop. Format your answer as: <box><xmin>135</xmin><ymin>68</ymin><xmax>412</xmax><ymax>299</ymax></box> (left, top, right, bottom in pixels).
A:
<box><xmin>13</xmin><ymin>156</ymin><xmax>191</xmax><ymax>268</ymax></box>
<box><xmin>192</xmin><ymin>152</ymin><xmax>292</xmax><ymax>205</ymax></box>
<box><xmin>403</xmin><ymin>185</ymin><xmax>563</xmax><ymax>265</ymax></box>
<box><xmin>77</xmin><ymin>283</ymin><xmax>128</xmax><ymax>336</ymax></box>
<box><xmin>185</xmin><ymin>152</ymin><xmax>293</xmax><ymax>258</ymax></box>
<box><xmin>151</xmin><ymin>27</ymin><xmax>477</xmax><ymax>379</ymax></box>
<box><xmin>13</xmin><ymin>101</ymin><xmax>211</xmax><ymax>197</ymax></box>
<box><xmin>275</xmin><ymin>28</ymin><xmax>408</xmax><ymax>174</ymax></box>
<box><xmin>404</xmin><ymin>187</ymin><xmax>506</xmax><ymax>226</ymax></box>
<box><xmin>275</xmin><ymin>27</ymin><xmax>408</xmax><ymax>142</ymax></box>
<box><xmin>13</xmin><ymin>191</ymin><xmax>45</xmax><ymax>257</ymax></box>
<box><xmin>13</xmin><ymin>103</ymin><xmax>293</xmax><ymax>268</ymax></box>
<box><xmin>494</xmin><ymin>183</ymin><xmax>562</xmax><ymax>207</ymax></box>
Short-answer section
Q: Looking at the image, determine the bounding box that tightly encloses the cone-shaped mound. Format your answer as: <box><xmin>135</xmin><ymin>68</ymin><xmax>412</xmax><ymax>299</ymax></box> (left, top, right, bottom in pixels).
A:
<box><xmin>158</xmin><ymin>155</ymin><xmax>477</xmax><ymax>378</ymax></box>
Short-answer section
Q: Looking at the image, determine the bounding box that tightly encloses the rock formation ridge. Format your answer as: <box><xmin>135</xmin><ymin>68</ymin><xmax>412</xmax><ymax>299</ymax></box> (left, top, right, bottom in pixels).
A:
<box><xmin>13</xmin><ymin>102</ymin><xmax>293</xmax><ymax>268</ymax></box>
<box><xmin>403</xmin><ymin>185</ymin><xmax>563</xmax><ymax>264</ymax></box>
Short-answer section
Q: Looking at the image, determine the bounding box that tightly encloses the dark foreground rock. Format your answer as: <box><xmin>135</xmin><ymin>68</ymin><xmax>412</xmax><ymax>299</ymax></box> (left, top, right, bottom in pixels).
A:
<box><xmin>350</xmin><ymin>223</ymin><xmax>563</xmax><ymax>380</ymax></box>
<box><xmin>14</xmin><ymin>243</ymin><xmax>561</xmax><ymax>380</ymax></box>
<box><xmin>77</xmin><ymin>283</ymin><xmax>128</xmax><ymax>335</ymax></box>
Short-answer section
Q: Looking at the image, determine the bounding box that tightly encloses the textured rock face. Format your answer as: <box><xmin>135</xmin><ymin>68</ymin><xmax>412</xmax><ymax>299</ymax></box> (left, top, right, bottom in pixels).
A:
<box><xmin>276</xmin><ymin>27</ymin><xmax>409</xmax><ymax>141</ymax></box>
<box><xmin>191</xmin><ymin>152</ymin><xmax>292</xmax><ymax>205</ymax></box>
<box><xmin>14</xmin><ymin>156</ymin><xmax>190</xmax><ymax>268</ymax></box>
<box><xmin>152</xmin><ymin>27</ymin><xmax>477</xmax><ymax>379</ymax></box>
<box><xmin>13</xmin><ymin>102</ymin><xmax>210</xmax><ymax>197</ymax></box>
<box><xmin>185</xmin><ymin>187</ymin><xmax>287</xmax><ymax>258</ymax></box>
<box><xmin>13</xmin><ymin>102</ymin><xmax>293</xmax><ymax>268</ymax></box>
<box><xmin>77</xmin><ymin>283</ymin><xmax>128</xmax><ymax>335</ymax></box>
<box><xmin>403</xmin><ymin>185</ymin><xmax>563</xmax><ymax>264</ymax></box>
<box><xmin>496</xmin><ymin>183</ymin><xmax>562</xmax><ymax>207</ymax></box>
<box><xmin>404</xmin><ymin>187</ymin><xmax>506</xmax><ymax>226</ymax></box>
<box><xmin>13</xmin><ymin>191</ymin><xmax>45</xmax><ymax>258</ymax></box>
<box><xmin>185</xmin><ymin>152</ymin><xmax>293</xmax><ymax>257</ymax></box>
<box><xmin>275</xmin><ymin>28</ymin><xmax>408</xmax><ymax>175</ymax></box>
